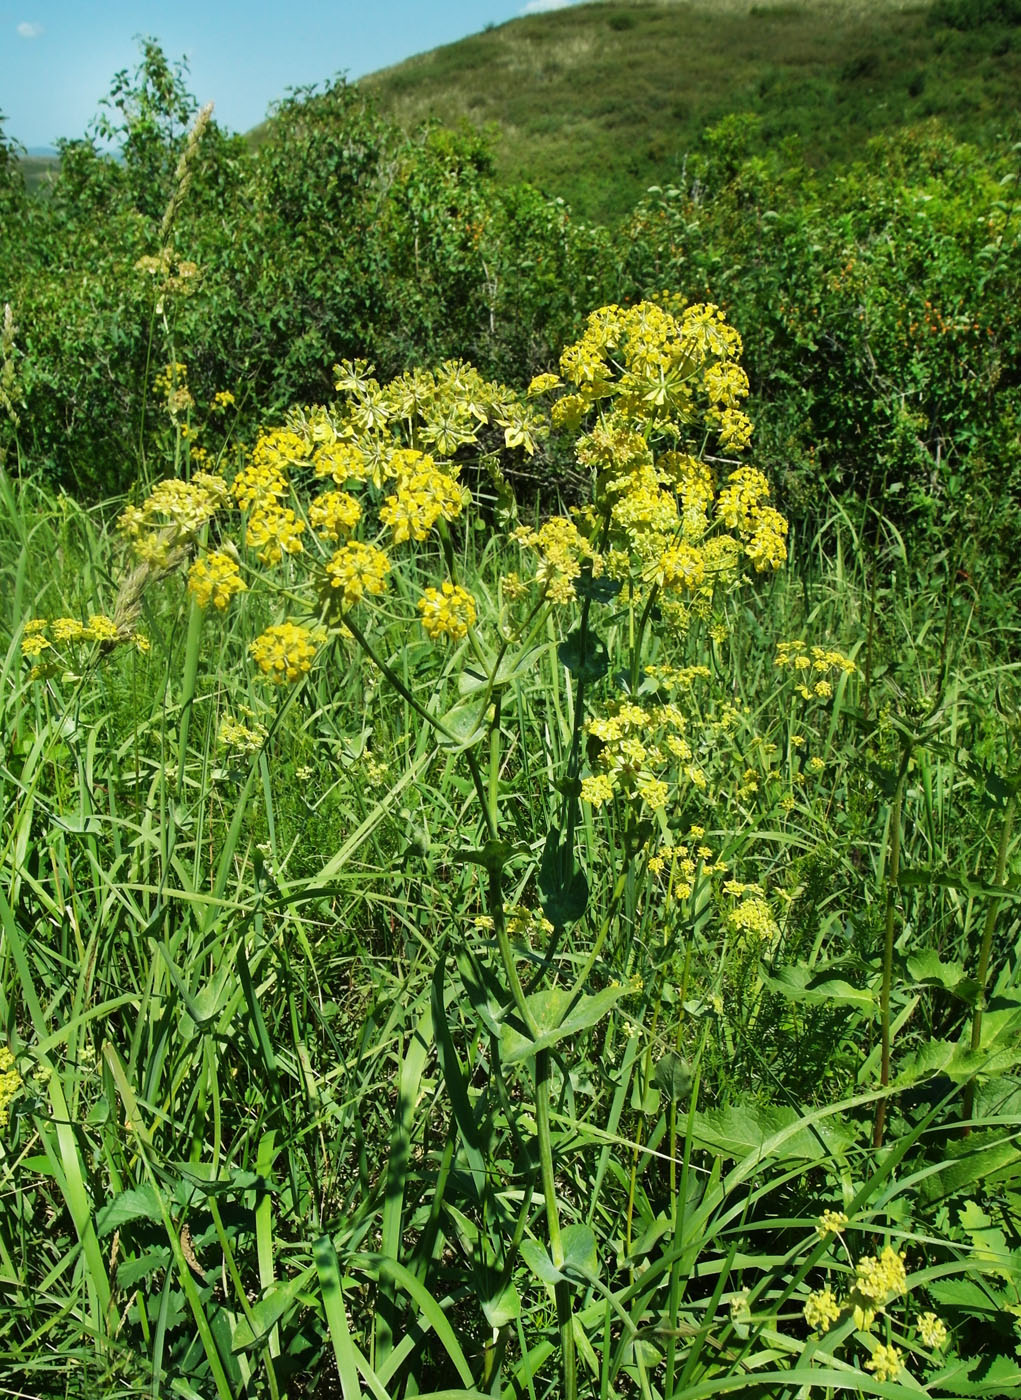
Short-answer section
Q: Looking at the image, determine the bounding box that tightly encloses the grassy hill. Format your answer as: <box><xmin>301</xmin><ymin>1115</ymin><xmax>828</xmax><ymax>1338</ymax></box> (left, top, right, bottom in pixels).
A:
<box><xmin>360</xmin><ymin>0</ymin><xmax>1021</xmax><ymax>221</ymax></box>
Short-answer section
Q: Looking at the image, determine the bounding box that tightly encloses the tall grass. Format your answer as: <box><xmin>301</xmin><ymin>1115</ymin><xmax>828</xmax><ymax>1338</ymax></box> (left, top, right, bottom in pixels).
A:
<box><xmin>1</xmin><ymin>438</ymin><xmax>1019</xmax><ymax>1397</ymax></box>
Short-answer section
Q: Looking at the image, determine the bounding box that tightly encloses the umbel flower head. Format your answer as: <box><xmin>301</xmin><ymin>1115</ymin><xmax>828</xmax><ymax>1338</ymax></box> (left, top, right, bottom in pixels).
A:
<box><xmin>188</xmin><ymin>551</ymin><xmax>247</xmax><ymax>609</ymax></box>
<box><xmin>250</xmin><ymin>623</ymin><xmax>317</xmax><ymax>684</ymax></box>
<box><xmin>0</xmin><ymin>1047</ymin><xmax>21</xmax><ymax>1128</ymax></box>
<box><xmin>418</xmin><ymin>582</ymin><xmax>477</xmax><ymax>642</ymax></box>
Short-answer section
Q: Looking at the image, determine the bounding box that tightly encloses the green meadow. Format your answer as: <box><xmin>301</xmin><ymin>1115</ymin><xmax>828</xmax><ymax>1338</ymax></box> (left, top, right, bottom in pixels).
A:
<box><xmin>1</xmin><ymin>4</ymin><xmax>1020</xmax><ymax>1396</ymax></box>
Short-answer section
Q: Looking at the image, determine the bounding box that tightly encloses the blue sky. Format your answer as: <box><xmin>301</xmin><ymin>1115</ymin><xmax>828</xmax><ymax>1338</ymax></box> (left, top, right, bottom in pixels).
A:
<box><xmin>3</xmin><ymin>0</ymin><xmax>584</xmax><ymax>150</ymax></box>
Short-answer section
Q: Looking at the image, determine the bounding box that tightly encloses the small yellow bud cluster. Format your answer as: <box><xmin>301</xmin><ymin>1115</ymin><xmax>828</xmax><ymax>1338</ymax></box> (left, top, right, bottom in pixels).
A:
<box><xmin>865</xmin><ymin>1343</ymin><xmax>902</xmax><ymax>1383</ymax></box>
<box><xmin>118</xmin><ymin>472</ymin><xmax>229</xmax><ymax>568</ymax></box>
<box><xmin>323</xmin><ymin>542</ymin><xmax>391</xmax><ymax>610</ymax></box>
<box><xmin>218</xmin><ymin>716</ymin><xmax>268</xmax><ymax>753</ymax></box>
<box><xmin>417</xmin><ymin>581</ymin><xmax>477</xmax><ymax>642</ymax></box>
<box><xmin>726</xmin><ymin>893</ymin><xmax>780</xmax><ymax>948</ymax></box>
<box><xmin>917</xmin><ymin>1312</ymin><xmax>948</xmax><ymax>1349</ymax></box>
<box><xmin>0</xmin><ymin>1047</ymin><xmax>21</xmax><ymax>1128</ymax></box>
<box><xmin>513</xmin><ymin>517</ymin><xmax>596</xmax><ymax>605</ymax></box>
<box><xmin>249</xmin><ymin>623</ymin><xmax>317</xmax><ymax>684</ymax></box>
<box><xmin>775</xmin><ymin>641</ymin><xmax>857</xmax><ymax>702</ymax></box>
<box><xmin>153</xmin><ymin>360</ymin><xmax>195</xmax><ymax>419</ymax></box>
<box><xmin>20</xmin><ymin>614</ymin><xmax>149</xmax><ymax>679</ymax></box>
<box><xmin>188</xmin><ymin>551</ymin><xmax>247</xmax><ymax>609</ymax></box>
<box><xmin>803</xmin><ymin>1287</ymin><xmax>841</xmax><ymax>1333</ymax></box>
<box><xmin>816</xmin><ymin>1209</ymin><xmax>849</xmax><ymax>1238</ymax></box>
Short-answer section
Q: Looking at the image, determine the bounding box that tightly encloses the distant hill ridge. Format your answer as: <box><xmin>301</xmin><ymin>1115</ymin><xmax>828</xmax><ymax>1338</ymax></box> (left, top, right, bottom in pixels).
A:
<box><xmin>358</xmin><ymin>0</ymin><xmax>1021</xmax><ymax>220</ymax></box>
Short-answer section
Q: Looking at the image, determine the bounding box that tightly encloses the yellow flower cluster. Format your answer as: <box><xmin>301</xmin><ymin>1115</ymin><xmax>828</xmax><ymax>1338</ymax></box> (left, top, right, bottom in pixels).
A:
<box><xmin>188</xmin><ymin>551</ymin><xmax>247</xmax><ymax>609</ymax></box>
<box><xmin>556</xmin><ymin>300</ymin><xmax>750</xmax><ymax>445</ymax></box>
<box><xmin>865</xmin><ymin>1343</ymin><xmax>902</xmax><ymax>1383</ymax></box>
<box><xmin>309</xmin><ymin>490</ymin><xmax>361</xmax><ymax>541</ymax></box>
<box><xmin>324</xmin><ymin>359</ymin><xmax>544</xmax><ymax>470</ymax></box>
<box><xmin>726</xmin><ymin>893</ymin><xmax>780</xmax><ymax>948</ymax></box>
<box><xmin>531</xmin><ymin>302</ymin><xmax>786</xmax><ymax>619</ymax></box>
<box><xmin>855</xmin><ymin>1246</ymin><xmax>907</xmax><ymax>1303</ymax></box>
<box><xmin>21</xmin><ymin>614</ymin><xmax>149</xmax><ymax>676</ymax></box>
<box><xmin>218</xmin><ymin>715</ymin><xmax>268</xmax><ymax>753</ymax></box>
<box><xmin>379</xmin><ymin>451</ymin><xmax>467</xmax><ymax>544</ymax></box>
<box><xmin>473</xmin><ymin>905</ymin><xmax>555</xmax><ymax>944</ymax></box>
<box><xmin>803</xmin><ymin>1287</ymin><xmax>841</xmax><ymax>1333</ymax></box>
<box><xmin>417</xmin><ymin>581</ymin><xmax>477</xmax><ymax>642</ymax></box>
<box><xmin>244</xmin><ymin>503</ymin><xmax>306</xmax><ymax>565</ymax></box>
<box><xmin>0</xmin><ymin>1046</ymin><xmax>21</xmax><ymax>1128</ymax></box>
<box><xmin>153</xmin><ymin>360</ymin><xmax>195</xmax><ymax>419</ymax></box>
<box><xmin>323</xmin><ymin>542</ymin><xmax>391</xmax><ymax>610</ymax></box>
<box><xmin>817</xmin><ymin>1209</ymin><xmax>849</xmax><ymax>1238</ymax></box>
<box><xmin>232</xmin><ymin>460</ymin><xmax>288</xmax><ymax>513</ymax></box>
<box><xmin>644</xmin><ymin>663</ymin><xmax>712</xmax><ymax>690</ymax></box>
<box><xmin>776</xmin><ymin>641</ymin><xmax>857</xmax><ymax>701</ymax></box>
<box><xmin>118</xmin><ymin>472</ymin><xmax>229</xmax><ymax>568</ymax></box>
<box><xmin>717</xmin><ymin>467</ymin><xmax>789</xmax><ymax>571</ymax></box>
<box><xmin>646</xmin><ymin>839</ymin><xmax>724</xmax><ymax>897</ymax></box>
<box><xmin>512</xmin><ymin>517</ymin><xmax>597</xmax><ymax>605</ymax></box>
<box><xmin>250</xmin><ymin>623</ymin><xmax>317</xmax><ymax>684</ymax></box>
<box><xmin>313</xmin><ymin>441</ymin><xmax>370</xmax><ymax>486</ymax></box>
<box><xmin>582</xmin><ymin>699</ymin><xmax>707</xmax><ymax>812</ymax></box>
<box><xmin>917</xmin><ymin>1312</ymin><xmax>948</xmax><ymax>1349</ymax></box>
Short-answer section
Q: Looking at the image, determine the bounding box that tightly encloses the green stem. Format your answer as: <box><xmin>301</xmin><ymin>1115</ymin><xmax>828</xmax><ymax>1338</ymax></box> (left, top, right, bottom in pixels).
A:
<box><xmin>873</xmin><ymin>749</ymin><xmax>908</xmax><ymax>1150</ymax></box>
<box><xmin>175</xmin><ymin>592</ymin><xmax>205</xmax><ymax>796</ymax></box>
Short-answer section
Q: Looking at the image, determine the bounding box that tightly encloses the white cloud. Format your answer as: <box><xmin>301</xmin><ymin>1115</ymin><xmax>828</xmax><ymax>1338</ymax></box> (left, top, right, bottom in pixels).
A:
<box><xmin>520</xmin><ymin>0</ymin><xmax>578</xmax><ymax>13</ymax></box>
<box><xmin>17</xmin><ymin>21</ymin><xmax>44</xmax><ymax>38</ymax></box>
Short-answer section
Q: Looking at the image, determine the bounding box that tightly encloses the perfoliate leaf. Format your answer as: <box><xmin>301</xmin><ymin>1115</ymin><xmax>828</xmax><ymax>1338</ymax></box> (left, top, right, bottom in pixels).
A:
<box><xmin>538</xmin><ymin>826</ymin><xmax>588</xmax><ymax>926</ymax></box>
<box><xmin>653</xmin><ymin>1051</ymin><xmax>692</xmax><ymax>1104</ymax></box>
<box><xmin>558</xmin><ymin>626</ymin><xmax>609</xmax><ymax>682</ymax></box>
<box><xmin>500</xmin><ymin>986</ymin><xmax>624</xmax><ymax>1065</ymax></box>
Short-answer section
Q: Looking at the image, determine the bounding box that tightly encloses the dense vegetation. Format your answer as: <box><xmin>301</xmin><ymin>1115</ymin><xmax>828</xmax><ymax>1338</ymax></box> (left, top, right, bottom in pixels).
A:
<box><xmin>1</xmin><ymin>5</ymin><xmax>1020</xmax><ymax>1398</ymax></box>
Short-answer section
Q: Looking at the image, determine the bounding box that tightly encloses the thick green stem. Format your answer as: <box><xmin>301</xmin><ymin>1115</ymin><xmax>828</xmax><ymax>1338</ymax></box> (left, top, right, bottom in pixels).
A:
<box><xmin>873</xmin><ymin>752</ymin><xmax>908</xmax><ymax>1149</ymax></box>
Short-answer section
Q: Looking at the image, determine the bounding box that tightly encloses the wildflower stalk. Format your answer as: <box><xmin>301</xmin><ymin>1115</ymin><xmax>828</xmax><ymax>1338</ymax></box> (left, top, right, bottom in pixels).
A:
<box><xmin>174</xmin><ymin>592</ymin><xmax>206</xmax><ymax>798</ymax></box>
<box><xmin>873</xmin><ymin>744</ymin><xmax>909</xmax><ymax>1150</ymax></box>
<box><xmin>963</xmin><ymin>787</ymin><xmax>1016</xmax><ymax>1129</ymax></box>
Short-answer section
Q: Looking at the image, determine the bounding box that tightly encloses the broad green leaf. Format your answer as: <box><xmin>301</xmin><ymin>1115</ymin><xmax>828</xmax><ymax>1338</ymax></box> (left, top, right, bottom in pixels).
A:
<box><xmin>905</xmin><ymin>948</ymin><xmax>979</xmax><ymax>1002</ymax></box>
<box><xmin>560</xmin><ymin>1223</ymin><xmax>598</xmax><ymax>1280</ymax></box>
<box><xmin>557</xmin><ymin>626</ymin><xmax>608</xmax><ymax>682</ymax></box>
<box><xmin>690</xmin><ymin>1101</ymin><xmax>853</xmax><ymax>1163</ymax></box>
<box><xmin>653</xmin><ymin>1051</ymin><xmax>692</xmax><ymax>1104</ymax></box>
<box><xmin>761</xmin><ymin>963</ymin><xmax>875</xmax><ymax>1010</ymax></box>
<box><xmin>478</xmin><ymin>1273</ymin><xmax>521</xmax><ymax>1328</ymax></box>
<box><xmin>436</xmin><ymin>700</ymin><xmax>487</xmax><ymax>752</ymax></box>
<box><xmin>520</xmin><ymin>1238</ymin><xmax>561</xmax><ymax>1284</ymax></box>
<box><xmin>96</xmin><ymin>1185</ymin><xmax>164</xmax><ymax>1235</ymax></box>
<box><xmin>453</xmin><ymin>838</ymin><xmax>529</xmax><ymax>872</ymax></box>
<box><xmin>574</xmin><ymin>574</ymin><xmax>621</xmax><ymax>604</ymax></box>
<box><xmin>458</xmin><ymin>646</ymin><xmax>545</xmax><ymax>696</ymax></box>
<box><xmin>500</xmin><ymin>985</ymin><xmax>624</xmax><ymax>1065</ymax></box>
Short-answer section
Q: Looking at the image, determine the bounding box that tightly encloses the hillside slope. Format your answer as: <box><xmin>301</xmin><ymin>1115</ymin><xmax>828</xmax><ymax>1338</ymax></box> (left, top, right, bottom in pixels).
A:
<box><xmin>360</xmin><ymin>0</ymin><xmax>1021</xmax><ymax>220</ymax></box>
